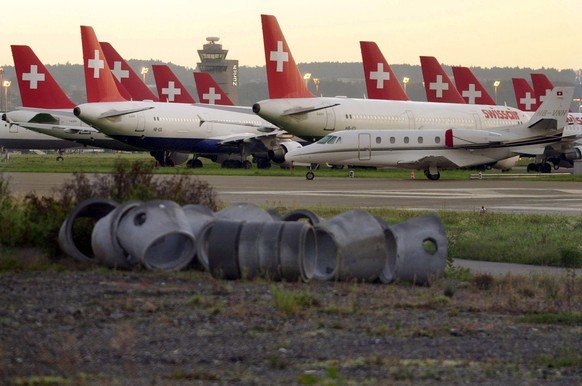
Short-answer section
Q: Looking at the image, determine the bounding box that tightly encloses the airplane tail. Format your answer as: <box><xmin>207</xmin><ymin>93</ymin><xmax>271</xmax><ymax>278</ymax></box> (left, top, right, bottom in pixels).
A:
<box><xmin>80</xmin><ymin>26</ymin><xmax>127</xmax><ymax>103</ymax></box>
<box><xmin>152</xmin><ymin>64</ymin><xmax>196</xmax><ymax>103</ymax></box>
<box><xmin>451</xmin><ymin>66</ymin><xmax>496</xmax><ymax>105</ymax></box>
<box><xmin>511</xmin><ymin>78</ymin><xmax>539</xmax><ymax>112</ymax></box>
<box><xmin>527</xmin><ymin>86</ymin><xmax>572</xmax><ymax>132</ymax></box>
<box><xmin>359</xmin><ymin>41</ymin><xmax>408</xmax><ymax>101</ymax></box>
<box><xmin>100</xmin><ymin>42</ymin><xmax>159</xmax><ymax>102</ymax></box>
<box><xmin>11</xmin><ymin>45</ymin><xmax>76</xmax><ymax>109</ymax></box>
<box><xmin>261</xmin><ymin>14</ymin><xmax>314</xmax><ymax>99</ymax></box>
<box><xmin>531</xmin><ymin>73</ymin><xmax>554</xmax><ymax>103</ymax></box>
<box><xmin>420</xmin><ymin>56</ymin><xmax>465</xmax><ymax>103</ymax></box>
<box><xmin>193</xmin><ymin>72</ymin><xmax>234</xmax><ymax>105</ymax></box>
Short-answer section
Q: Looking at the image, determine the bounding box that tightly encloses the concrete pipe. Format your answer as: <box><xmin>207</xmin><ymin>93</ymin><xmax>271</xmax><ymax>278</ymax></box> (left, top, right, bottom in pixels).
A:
<box><xmin>197</xmin><ymin>203</ymin><xmax>277</xmax><ymax>271</ymax></box>
<box><xmin>313</xmin><ymin>210</ymin><xmax>390</xmax><ymax>282</ymax></box>
<box><xmin>207</xmin><ymin>219</ymin><xmax>243</xmax><ymax>280</ymax></box>
<box><xmin>58</xmin><ymin>198</ymin><xmax>119</xmax><ymax>264</ymax></box>
<box><xmin>237</xmin><ymin>221</ymin><xmax>267</xmax><ymax>279</ymax></box>
<box><xmin>116</xmin><ymin>200</ymin><xmax>197</xmax><ymax>271</ymax></box>
<box><xmin>257</xmin><ymin>221</ymin><xmax>286</xmax><ymax>281</ymax></box>
<box><xmin>282</xmin><ymin>209</ymin><xmax>322</xmax><ymax>225</ymax></box>
<box><xmin>91</xmin><ymin>201</ymin><xmax>142</xmax><ymax>269</ymax></box>
<box><xmin>278</xmin><ymin>221</ymin><xmax>317</xmax><ymax>282</ymax></box>
<box><xmin>182</xmin><ymin>204</ymin><xmax>215</xmax><ymax>269</ymax></box>
<box><xmin>382</xmin><ymin>213</ymin><xmax>448</xmax><ymax>285</ymax></box>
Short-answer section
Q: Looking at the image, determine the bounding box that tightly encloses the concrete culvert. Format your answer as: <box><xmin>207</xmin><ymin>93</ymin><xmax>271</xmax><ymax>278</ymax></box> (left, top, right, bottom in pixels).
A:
<box><xmin>313</xmin><ymin>210</ymin><xmax>389</xmax><ymax>282</ymax></box>
<box><xmin>58</xmin><ymin>198</ymin><xmax>119</xmax><ymax>264</ymax></box>
<box><xmin>182</xmin><ymin>204</ymin><xmax>215</xmax><ymax>269</ymax></box>
<box><xmin>278</xmin><ymin>221</ymin><xmax>317</xmax><ymax>282</ymax></box>
<box><xmin>92</xmin><ymin>201</ymin><xmax>142</xmax><ymax>269</ymax></box>
<box><xmin>282</xmin><ymin>209</ymin><xmax>322</xmax><ymax>225</ymax></box>
<box><xmin>385</xmin><ymin>213</ymin><xmax>448</xmax><ymax>285</ymax></box>
<box><xmin>237</xmin><ymin>221</ymin><xmax>267</xmax><ymax>279</ymax></box>
<box><xmin>116</xmin><ymin>200</ymin><xmax>196</xmax><ymax>271</ymax></box>
<box><xmin>257</xmin><ymin>221</ymin><xmax>285</xmax><ymax>281</ymax></box>
<box><xmin>207</xmin><ymin>219</ymin><xmax>243</xmax><ymax>280</ymax></box>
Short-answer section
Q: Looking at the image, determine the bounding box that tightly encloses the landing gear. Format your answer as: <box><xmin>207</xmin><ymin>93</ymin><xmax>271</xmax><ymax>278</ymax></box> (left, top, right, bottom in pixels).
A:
<box><xmin>526</xmin><ymin>162</ymin><xmax>552</xmax><ymax>173</ymax></box>
<box><xmin>305</xmin><ymin>163</ymin><xmax>319</xmax><ymax>180</ymax></box>
<box><xmin>56</xmin><ymin>149</ymin><xmax>64</xmax><ymax>161</ymax></box>
<box><xmin>256</xmin><ymin>158</ymin><xmax>272</xmax><ymax>169</ymax></box>
<box><xmin>186</xmin><ymin>158</ymin><xmax>203</xmax><ymax>168</ymax></box>
<box><xmin>424</xmin><ymin>169</ymin><xmax>441</xmax><ymax>181</ymax></box>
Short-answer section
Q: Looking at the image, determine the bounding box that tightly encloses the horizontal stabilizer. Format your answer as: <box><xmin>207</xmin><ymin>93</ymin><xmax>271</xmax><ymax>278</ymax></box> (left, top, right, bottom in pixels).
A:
<box><xmin>98</xmin><ymin>106</ymin><xmax>154</xmax><ymax>119</ymax></box>
<box><xmin>282</xmin><ymin>103</ymin><xmax>340</xmax><ymax>116</ymax></box>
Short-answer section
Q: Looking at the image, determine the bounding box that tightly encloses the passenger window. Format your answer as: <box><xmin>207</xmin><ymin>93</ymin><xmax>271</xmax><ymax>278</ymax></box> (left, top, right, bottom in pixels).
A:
<box><xmin>404</xmin><ymin>137</ymin><xmax>409</xmax><ymax>144</ymax></box>
<box><xmin>376</xmin><ymin>136</ymin><xmax>381</xmax><ymax>144</ymax></box>
<box><xmin>418</xmin><ymin>137</ymin><xmax>423</xmax><ymax>144</ymax></box>
<box><xmin>390</xmin><ymin>137</ymin><xmax>395</xmax><ymax>144</ymax></box>
<box><xmin>435</xmin><ymin>136</ymin><xmax>441</xmax><ymax>144</ymax></box>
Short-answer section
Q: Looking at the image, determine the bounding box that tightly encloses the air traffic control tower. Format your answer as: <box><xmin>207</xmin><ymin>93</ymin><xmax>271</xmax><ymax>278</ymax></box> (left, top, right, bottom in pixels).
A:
<box><xmin>196</xmin><ymin>37</ymin><xmax>239</xmax><ymax>105</ymax></box>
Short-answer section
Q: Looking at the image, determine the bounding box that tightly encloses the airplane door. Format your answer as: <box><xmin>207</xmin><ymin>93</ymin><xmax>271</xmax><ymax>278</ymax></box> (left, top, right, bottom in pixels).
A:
<box><xmin>324</xmin><ymin>108</ymin><xmax>336</xmax><ymax>131</ymax></box>
<box><xmin>406</xmin><ymin>110</ymin><xmax>415</xmax><ymax>129</ymax></box>
<box><xmin>135</xmin><ymin>113</ymin><xmax>145</xmax><ymax>132</ymax></box>
<box><xmin>358</xmin><ymin>133</ymin><xmax>371</xmax><ymax>160</ymax></box>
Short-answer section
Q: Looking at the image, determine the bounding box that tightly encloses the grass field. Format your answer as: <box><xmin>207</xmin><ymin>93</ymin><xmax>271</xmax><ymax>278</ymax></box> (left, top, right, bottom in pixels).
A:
<box><xmin>2</xmin><ymin>151</ymin><xmax>582</xmax><ymax>181</ymax></box>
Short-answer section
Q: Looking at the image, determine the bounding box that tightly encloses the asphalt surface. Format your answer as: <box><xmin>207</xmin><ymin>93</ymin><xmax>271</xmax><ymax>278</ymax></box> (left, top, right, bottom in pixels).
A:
<box><xmin>3</xmin><ymin>172</ymin><xmax>582</xmax><ymax>277</ymax></box>
<box><xmin>4</xmin><ymin>172</ymin><xmax>582</xmax><ymax>215</ymax></box>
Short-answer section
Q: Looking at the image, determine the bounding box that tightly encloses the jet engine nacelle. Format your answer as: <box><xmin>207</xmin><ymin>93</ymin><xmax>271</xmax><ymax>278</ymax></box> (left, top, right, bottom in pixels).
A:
<box><xmin>445</xmin><ymin>128</ymin><xmax>503</xmax><ymax>148</ymax></box>
<box><xmin>562</xmin><ymin>146</ymin><xmax>582</xmax><ymax>161</ymax></box>
<box><xmin>150</xmin><ymin>151</ymin><xmax>189</xmax><ymax>167</ymax></box>
<box><xmin>492</xmin><ymin>156</ymin><xmax>519</xmax><ymax>171</ymax></box>
<box><xmin>269</xmin><ymin>140</ymin><xmax>303</xmax><ymax>164</ymax></box>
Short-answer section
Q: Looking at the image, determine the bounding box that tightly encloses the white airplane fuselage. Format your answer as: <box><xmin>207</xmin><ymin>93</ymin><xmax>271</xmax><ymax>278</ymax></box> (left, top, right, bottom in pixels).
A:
<box><xmin>1</xmin><ymin>114</ymin><xmax>79</xmax><ymax>150</ymax></box>
<box><xmin>73</xmin><ymin>101</ymin><xmax>284</xmax><ymax>155</ymax></box>
<box><xmin>5</xmin><ymin>108</ymin><xmax>142</xmax><ymax>151</ymax></box>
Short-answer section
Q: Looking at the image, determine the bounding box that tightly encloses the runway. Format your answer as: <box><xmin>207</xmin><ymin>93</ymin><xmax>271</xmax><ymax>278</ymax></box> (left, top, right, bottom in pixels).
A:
<box><xmin>3</xmin><ymin>172</ymin><xmax>582</xmax><ymax>215</ymax></box>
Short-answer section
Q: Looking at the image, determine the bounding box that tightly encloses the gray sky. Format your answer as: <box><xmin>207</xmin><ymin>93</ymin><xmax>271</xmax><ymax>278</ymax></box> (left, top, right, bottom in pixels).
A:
<box><xmin>1</xmin><ymin>0</ymin><xmax>581</xmax><ymax>70</ymax></box>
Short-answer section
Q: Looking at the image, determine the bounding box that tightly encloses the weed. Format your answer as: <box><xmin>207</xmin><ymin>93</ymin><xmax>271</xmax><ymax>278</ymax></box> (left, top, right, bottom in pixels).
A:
<box><xmin>473</xmin><ymin>273</ymin><xmax>494</xmax><ymax>291</ymax></box>
<box><xmin>517</xmin><ymin>312</ymin><xmax>582</xmax><ymax>325</ymax></box>
<box><xmin>272</xmin><ymin>286</ymin><xmax>319</xmax><ymax>314</ymax></box>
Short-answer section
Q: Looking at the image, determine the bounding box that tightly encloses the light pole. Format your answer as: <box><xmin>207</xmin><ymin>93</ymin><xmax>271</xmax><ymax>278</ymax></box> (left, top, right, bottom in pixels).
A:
<box><xmin>313</xmin><ymin>78</ymin><xmax>320</xmax><ymax>95</ymax></box>
<box><xmin>493</xmin><ymin>80</ymin><xmax>500</xmax><ymax>104</ymax></box>
<box><xmin>141</xmin><ymin>66</ymin><xmax>149</xmax><ymax>83</ymax></box>
<box><xmin>3</xmin><ymin>80</ymin><xmax>11</xmax><ymax>112</ymax></box>
<box><xmin>303</xmin><ymin>73</ymin><xmax>311</xmax><ymax>90</ymax></box>
<box><xmin>402</xmin><ymin>77</ymin><xmax>410</xmax><ymax>93</ymax></box>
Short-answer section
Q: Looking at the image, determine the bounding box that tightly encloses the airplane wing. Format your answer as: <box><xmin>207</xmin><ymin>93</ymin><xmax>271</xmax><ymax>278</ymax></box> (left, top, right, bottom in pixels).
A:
<box><xmin>217</xmin><ymin>130</ymin><xmax>293</xmax><ymax>145</ymax></box>
<box><xmin>13</xmin><ymin>122</ymin><xmax>99</xmax><ymax>135</ymax></box>
<box><xmin>396</xmin><ymin>152</ymin><xmax>499</xmax><ymax>169</ymax></box>
<box><xmin>282</xmin><ymin>103</ymin><xmax>340</xmax><ymax>116</ymax></box>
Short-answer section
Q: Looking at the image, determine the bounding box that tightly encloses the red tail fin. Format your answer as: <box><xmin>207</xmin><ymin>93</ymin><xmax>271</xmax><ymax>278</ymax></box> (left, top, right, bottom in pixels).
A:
<box><xmin>451</xmin><ymin>66</ymin><xmax>496</xmax><ymax>105</ymax></box>
<box><xmin>530</xmin><ymin>73</ymin><xmax>554</xmax><ymax>103</ymax></box>
<box><xmin>152</xmin><ymin>64</ymin><xmax>196</xmax><ymax>103</ymax></box>
<box><xmin>261</xmin><ymin>14</ymin><xmax>313</xmax><ymax>99</ymax></box>
<box><xmin>511</xmin><ymin>78</ymin><xmax>539</xmax><ymax>112</ymax></box>
<box><xmin>193</xmin><ymin>72</ymin><xmax>234</xmax><ymax>105</ymax></box>
<box><xmin>80</xmin><ymin>26</ymin><xmax>126</xmax><ymax>103</ymax></box>
<box><xmin>11</xmin><ymin>45</ymin><xmax>76</xmax><ymax>109</ymax></box>
<box><xmin>420</xmin><ymin>56</ymin><xmax>465</xmax><ymax>103</ymax></box>
<box><xmin>360</xmin><ymin>41</ymin><xmax>408</xmax><ymax>101</ymax></box>
<box><xmin>100</xmin><ymin>41</ymin><xmax>159</xmax><ymax>101</ymax></box>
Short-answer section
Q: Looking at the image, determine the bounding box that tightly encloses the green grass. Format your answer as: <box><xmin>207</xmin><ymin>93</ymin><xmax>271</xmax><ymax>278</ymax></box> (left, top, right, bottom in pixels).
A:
<box><xmin>2</xmin><ymin>152</ymin><xmax>582</xmax><ymax>181</ymax></box>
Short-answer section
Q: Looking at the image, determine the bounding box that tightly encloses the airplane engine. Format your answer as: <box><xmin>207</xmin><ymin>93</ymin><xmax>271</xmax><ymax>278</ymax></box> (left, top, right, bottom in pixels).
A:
<box><xmin>492</xmin><ymin>156</ymin><xmax>519</xmax><ymax>171</ymax></box>
<box><xmin>150</xmin><ymin>151</ymin><xmax>189</xmax><ymax>167</ymax></box>
<box><xmin>562</xmin><ymin>146</ymin><xmax>582</xmax><ymax>162</ymax></box>
<box><xmin>268</xmin><ymin>140</ymin><xmax>303</xmax><ymax>165</ymax></box>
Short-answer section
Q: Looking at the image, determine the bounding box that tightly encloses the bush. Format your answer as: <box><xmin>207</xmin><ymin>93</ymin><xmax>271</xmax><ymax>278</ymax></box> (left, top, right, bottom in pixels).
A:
<box><xmin>0</xmin><ymin>160</ymin><xmax>219</xmax><ymax>255</ymax></box>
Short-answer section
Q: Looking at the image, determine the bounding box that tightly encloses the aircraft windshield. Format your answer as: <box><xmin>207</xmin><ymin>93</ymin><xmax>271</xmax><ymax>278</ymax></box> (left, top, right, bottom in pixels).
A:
<box><xmin>317</xmin><ymin>135</ymin><xmax>338</xmax><ymax>144</ymax></box>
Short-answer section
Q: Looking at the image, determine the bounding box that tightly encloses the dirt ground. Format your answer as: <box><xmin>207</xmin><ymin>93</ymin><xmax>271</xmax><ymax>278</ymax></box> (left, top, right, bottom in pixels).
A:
<box><xmin>1</xmin><ymin>259</ymin><xmax>581</xmax><ymax>386</ymax></box>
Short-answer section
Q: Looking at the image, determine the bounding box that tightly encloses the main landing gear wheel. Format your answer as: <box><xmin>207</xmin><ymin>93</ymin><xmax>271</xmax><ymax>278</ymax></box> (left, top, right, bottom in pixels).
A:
<box><xmin>424</xmin><ymin>169</ymin><xmax>440</xmax><ymax>181</ymax></box>
<box><xmin>306</xmin><ymin>171</ymin><xmax>315</xmax><ymax>180</ymax></box>
<box><xmin>526</xmin><ymin>162</ymin><xmax>552</xmax><ymax>173</ymax></box>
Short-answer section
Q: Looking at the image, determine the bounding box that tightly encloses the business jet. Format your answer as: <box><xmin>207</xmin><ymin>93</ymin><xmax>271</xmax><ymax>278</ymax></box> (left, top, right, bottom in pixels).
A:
<box><xmin>152</xmin><ymin>64</ymin><xmax>196</xmax><ymax>104</ymax></box>
<box><xmin>193</xmin><ymin>72</ymin><xmax>235</xmax><ymax>106</ymax></box>
<box><xmin>3</xmin><ymin>45</ymin><xmax>144</xmax><ymax>153</ymax></box>
<box><xmin>285</xmin><ymin>87</ymin><xmax>573</xmax><ymax>180</ymax></box>
<box><xmin>73</xmin><ymin>25</ymin><xmax>301</xmax><ymax>169</ymax></box>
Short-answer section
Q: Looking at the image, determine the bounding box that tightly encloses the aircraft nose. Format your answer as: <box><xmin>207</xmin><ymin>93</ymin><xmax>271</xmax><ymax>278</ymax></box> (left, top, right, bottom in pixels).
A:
<box><xmin>1</xmin><ymin>113</ymin><xmax>6</xmax><ymax>122</ymax></box>
<box><xmin>252</xmin><ymin>103</ymin><xmax>260</xmax><ymax>114</ymax></box>
<box><xmin>73</xmin><ymin>107</ymin><xmax>81</xmax><ymax>117</ymax></box>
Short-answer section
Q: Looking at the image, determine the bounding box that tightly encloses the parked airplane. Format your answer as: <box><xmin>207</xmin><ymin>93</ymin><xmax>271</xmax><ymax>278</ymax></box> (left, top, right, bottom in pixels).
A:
<box><xmin>3</xmin><ymin>45</ymin><xmax>143</xmax><ymax>153</ymax></box>
<box><xmin>512</xmin><ymin>77</ymin><xmax>540</xmax><ymax>112</ymax></box>
<box><xmin>74</xmin><ymin>25</ymin><xmax>301</xmax><ymax>169</ymax></box>
<box><xmin>193</xmin><ymin>72</ymin><xmax>234</xmax><ymax>105</ymax></box>
<box><xmin>152</xmin><ymin>64</ymin><xmax>196</xmax><ymax>103</ymax></box>
<box><xmin>285</xmin><ymin>87</ymin><xmax>573</xmax><ymax>180</ymax></box>
<box><xmin>451</xmin><ymin>66</ymin><xmax>496</xmax><ymax>105</ymax></box>
<box><xmin>420</xmin><ymin>56</ymin><xmax>465</xmax><ymax>104</ymax></box>
<box><xmin>359</xmin><ymin>41</ymin><xmax>408</xmax><ymax>101</ymax></box>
